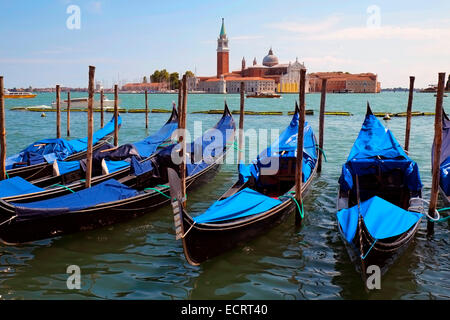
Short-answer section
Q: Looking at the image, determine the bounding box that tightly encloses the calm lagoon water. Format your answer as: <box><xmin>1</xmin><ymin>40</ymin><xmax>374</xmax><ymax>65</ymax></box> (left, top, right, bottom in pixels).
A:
<box><xmin>0</xmin><ymin>91</ymin><xmax>449</xmax><ymax>299</ymax></box>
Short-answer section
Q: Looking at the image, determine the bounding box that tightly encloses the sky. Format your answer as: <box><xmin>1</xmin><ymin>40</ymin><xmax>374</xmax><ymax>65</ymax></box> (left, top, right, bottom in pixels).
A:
<box><xmin>0</xmin><ymin>0</ymin><xmax>449</xmax><ymax>89</ymax></box>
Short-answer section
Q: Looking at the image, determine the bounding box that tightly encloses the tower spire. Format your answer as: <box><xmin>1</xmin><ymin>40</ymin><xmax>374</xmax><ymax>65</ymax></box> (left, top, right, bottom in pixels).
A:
<box><xmin>217</xmin><ymin>18</ymin><xmax>229</xmax><ymax>77</ymax></box>
<box><xmin>219</xmin><ymin>18</ymin><xmax>226</xmax><ymax>38</ymax></box>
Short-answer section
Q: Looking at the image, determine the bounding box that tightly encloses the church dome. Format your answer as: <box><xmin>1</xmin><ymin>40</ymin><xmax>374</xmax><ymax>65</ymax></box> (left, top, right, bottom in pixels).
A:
<box><xmin>262</xmin><ymin>48</ymin><xmax>279</xmax><ymax>67</ymax></box>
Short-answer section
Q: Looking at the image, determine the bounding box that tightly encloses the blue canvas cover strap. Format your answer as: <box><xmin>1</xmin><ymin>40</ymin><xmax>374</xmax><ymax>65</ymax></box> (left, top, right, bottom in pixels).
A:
<box><xmin>0</xmin><ymin>176</ymin><xmax>45</xmax><ymax>198</ymax></box>
<box><xmin>12</xmin><ymin>179</ymin><xmax>138</xmax><ymax>221</ymax></box>
<box><xmin>337</xmin><ymin>196</ymin><xmax>422</xmax><ymax>243</ymax></box>
<box><xmin>338</xmin><ymin>111</ymin><xmax>422</xmax><ymax>192</ymax></box>
<box><xmin>193</xmin><ymin>187</ymin><xmax>282</xmax><ymax>224</ymax></box>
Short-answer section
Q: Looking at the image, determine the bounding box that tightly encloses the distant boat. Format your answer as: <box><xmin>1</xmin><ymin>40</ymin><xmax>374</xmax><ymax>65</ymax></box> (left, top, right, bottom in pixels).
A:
<box><xmin>333</xmin><ymin>89</ymin><xmax>354</xmax><ymax>94</ymax></box>
<box><xmin>246</xmin><ymin>92</ymin><xmax>281</xmax><ymax>98</ymax></box>
<box><xmin>420</xmin><ymin>84</ymin><xmax>438</xmax><ymax>93</ymax></box>
<box><xmin>434</xmin><ymin>94</ymin><xmax>448</xmax><ymax>97</ymax></box>
<box><xmin>51</xmin><ymin>97</ymin><xmax>117</xmax><ymax>108</ymax></box>
<box><xmin>3</xmin><ymin>90</ymin><xmax>37</xmax><ymax>99</ymax></box>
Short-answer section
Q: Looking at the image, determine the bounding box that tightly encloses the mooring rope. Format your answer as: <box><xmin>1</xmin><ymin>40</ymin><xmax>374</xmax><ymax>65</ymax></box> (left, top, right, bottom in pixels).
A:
<box><xmin>144</xmin><ymin>187</ymin><xmax>170</xmax><ymax>199</ymax></box>
<box><xmin>408</xmin><ymin>197</ymin><xmax>442</xmax><ymax>222</ymax></box>
<box><xmin>181</xmin><ymin>221</ymin><xmax>196</xmax><ymax>239</ymax></box>
<box><xmin>0</xmin><ymin>215</ymin><xmax>17</xmax><ymax>227</ymax></box>
<box><xmin>279</xmin><ymin>191</ymin><xmax>304</xmax><ymax>219</ymax></box>
<box><xmin>49</xmin><ymin>184</ymin><xmax>75</xmax><ymax>193</ymax></box>
<box><xmin>361</xmin><ymin>238</ymin><xmax>378</xmax><ymax>260</ymax></box>
<box><xmin>315</xmin><ymin>144</ymin><xmax>327</xmax><ymax>162</ymax></box>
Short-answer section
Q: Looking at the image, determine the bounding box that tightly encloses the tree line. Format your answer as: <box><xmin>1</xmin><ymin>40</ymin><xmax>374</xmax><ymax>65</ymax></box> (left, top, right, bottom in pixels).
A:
<box><xmin>143</xmin><ymin>70</ymin><xmax>194</xmax><ymax>89</ymax></box>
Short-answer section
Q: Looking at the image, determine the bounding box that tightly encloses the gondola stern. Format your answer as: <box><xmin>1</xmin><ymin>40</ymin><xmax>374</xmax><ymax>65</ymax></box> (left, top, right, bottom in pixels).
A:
<box><xmin>366</xmin><ymin>102</ymin><xmax>373</xmax><ymax>116</ymax></box>
<box><xmin>167</xmin><ymin>168</ymin><xmax>202</xmax><ymax>266</ymax></box>
<box><xmin>167</xmin><ymin>168</ymin><xmax>186</xmax><ymax>241</ymax></box>
<box><xmin>295</xmin><ymin>100</ymin><xmax>300</xmax><ymax>114</ymax></box>
<box><xmin>169</xmin><ymin>104</ymin><xmax>179</xmax><ymax>123</ymax></box>
<box><xmin>223</xmin><ymin>100</ymin><xmax>232</xmax><ymax>117</ymax></box>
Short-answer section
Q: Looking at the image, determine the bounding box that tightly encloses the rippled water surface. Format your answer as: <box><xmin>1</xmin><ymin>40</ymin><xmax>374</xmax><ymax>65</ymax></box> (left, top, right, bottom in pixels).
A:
<box><xmin>0</xmin><ymin>92</ymin><xmax>449</xmax><ymax>299</ymax></box>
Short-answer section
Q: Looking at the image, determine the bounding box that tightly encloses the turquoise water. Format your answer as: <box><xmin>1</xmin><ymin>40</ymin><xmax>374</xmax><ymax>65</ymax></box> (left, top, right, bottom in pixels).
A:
<box><xmin>0</xmin><ymin>92</ymin><xmax>449</xmax><ymax>299</ymax></box>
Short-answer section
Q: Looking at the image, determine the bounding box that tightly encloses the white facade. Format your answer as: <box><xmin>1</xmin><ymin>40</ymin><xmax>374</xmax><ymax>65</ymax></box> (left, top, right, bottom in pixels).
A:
<box><xmin>196</xmin><ymin>78</ymin><xmax>275</xmax><ymax>94</ymax></box>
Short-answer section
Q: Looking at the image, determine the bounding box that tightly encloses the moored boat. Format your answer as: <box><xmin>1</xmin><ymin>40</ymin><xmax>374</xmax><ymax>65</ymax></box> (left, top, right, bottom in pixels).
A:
<box><xmin>433</xmin><ymin>109</ymin><xmax>450</xmax><ymax>206</ymax></box>
<box><xmin>246</xmin><ymin>92</ymin><xmax>281</xmax><ymax>98</ymax></box>
<box><xmin>0</xmin><ymin>104</ymin><xmax>235</xmax><ymax>243</ymax></box>
<box><xmin>4</xmin><ymin>116</ymin><xmax>121</xmax><ymax>181</ymax></box>
<box><xmin>51</xmin><ymin>96</ymin><xmax>117</xmax><ymax>108</ymax></box>
<box><xmin>168</xmin><ymin>104</ymin><xmax>318</xmax><ymax>265</ymax></box>
<box><xmin>336</xmin><ymin>104</ymin><xmax>424</xmax><ymax>282</ymax></box>
<box><xmin>3</xmin><ymin>90</ymin><xmax>37</xmax><ymax>99</ymax></box>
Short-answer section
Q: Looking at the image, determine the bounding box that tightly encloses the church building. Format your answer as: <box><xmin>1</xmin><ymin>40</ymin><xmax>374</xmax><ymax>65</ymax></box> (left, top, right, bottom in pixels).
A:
<box><xmin>190</xmin><ymin>19</ymin><xmax>307</xmax><ymax>94</ymax></box>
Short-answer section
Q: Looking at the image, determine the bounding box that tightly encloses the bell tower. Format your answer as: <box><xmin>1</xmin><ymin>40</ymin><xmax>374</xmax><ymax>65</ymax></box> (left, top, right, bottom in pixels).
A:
<box><xmin>217</xmin><ymin>18</ymin><xmax>229</xmax><ymax>78</ymax></box>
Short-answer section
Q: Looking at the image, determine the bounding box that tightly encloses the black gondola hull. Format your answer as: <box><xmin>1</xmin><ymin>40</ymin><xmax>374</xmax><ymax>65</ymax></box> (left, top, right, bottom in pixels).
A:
<box><xmin>178</xmin><ymin>164</ymin><xmax>317</xmax><ymax>265</ymax></box>
<box><xmin>5</xmin><ymin>135</ymin><xmax>114</xmax><ymax>181</ymax></box>
<box><xmin>0</xmin><ymin>162</ymin><xmax>222</xmax><ymax>244</ymax></box>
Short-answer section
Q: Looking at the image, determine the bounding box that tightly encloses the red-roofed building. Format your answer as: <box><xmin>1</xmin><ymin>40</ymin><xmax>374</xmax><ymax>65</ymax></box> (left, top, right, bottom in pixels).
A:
<box><xmin>121</xmin><ymin>82</ymin><xmax>168</xmax><ymax>92</ymax></box>
<box><xmin>309</xmin><ymin>72</ymin><xmax>381</xmax><ymax>93</ymax></box>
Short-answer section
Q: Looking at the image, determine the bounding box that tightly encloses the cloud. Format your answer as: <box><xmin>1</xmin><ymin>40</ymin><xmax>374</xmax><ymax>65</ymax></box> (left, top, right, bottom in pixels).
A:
<box><xmin>269</xmin><ymin>15</ymin><xmax>450</xmax><ymax>42</ymax></box>
<box><xmin>305</xmin><ymin>25</ymin><xmax>450</xmax><ymax>41</ymax></box>
<box><xmin>230</xmin><ymin>35</ymin><xmax>264</xmax><ymax>41</ymax></box>
<box><xmin>268</xmin><ymin>15</ymin><xmax>341</xmax><ymax>34</ymax></box>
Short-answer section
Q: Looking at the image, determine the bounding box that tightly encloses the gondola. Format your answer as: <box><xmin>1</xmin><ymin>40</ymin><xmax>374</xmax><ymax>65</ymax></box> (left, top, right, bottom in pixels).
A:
<box><xmin>0</xmin><ymin>108</ymin><xmax>177</xmax><ymax>201</ymax></box>
<box><xmin>167</xmin><ymin>104</ymin><xmax>318</xmax><ymax>265</ymax></box>
<box><xmin>4</xmin><ymin>115</ymin><xmax>122</xmax><ymax>181</ymax></box>
<box><xmin>0</xmin><ymin>104</ymin><xmax>235</xmax><ymax>243</ymax></box>
<box><xmin>336</xmin><ymin>104</ymin><xmax>424</xmax><ymax>282</ymax></box>
<box><xmin>30</xmin><ymin>106</ymin><xmax>178</xmax><ymax>189</ymax></box>
<box><xmin>433</xmin><ymin>109</ymin><xmax>450</xmax><ymax>206</ymax></box>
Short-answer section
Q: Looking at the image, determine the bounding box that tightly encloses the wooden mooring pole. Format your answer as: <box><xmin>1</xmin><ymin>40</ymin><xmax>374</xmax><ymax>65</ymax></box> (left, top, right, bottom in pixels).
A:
<box><xmin>428</xmin><ymin>72</ymin><xmax>446</xmax><ymax>235</ymax></box>
<box><xmin>404</xmin><ymin>76</ymin><xmax>415</xmax><ymax>153</ymax></box>
<box><xmin>114</xmin><ymin>84</ymin><xmax>119</xmax><ymax>147</ymax></box>
<box><xmin>179</xmin><ymin>75</ymin><xmax>188</xmax><ymax>208</ymax></box>
<box><xmin>85</xmin><ymin>66</ymin><xmax>95</xmax><ymax>188</ymax></box>
<box><xmin>177</xmin><ymin>80</ymin><xmax>183</xmax><ymax>117</ymax></box>
<box><xmin>238</xmin><ymin>81</ymin><xmax>245</xmax><ymax>166</ymax></box>
<box><xmin>56</xmin><ymin>85</ymin><xmax>61</xmax><ymax>139</ymax></box>
<box><xmin>318</xmin><ymin>78</ymin><xmax>327</xmax><ymax>173</ymax></box>
<box><xmin>66</xmin><ymin>91</ymin><xmax>71</xmax><ymax>136</ymax></box>
<box><xmin>145</xmin><ymin>90</ymin><xmax>149</xmax><ymax>129</ymax></box>
<box><xmin>0</xmin><ymin>76</ymin><xmax>6</xmax><ymax>180</ymax></box>
<box><xmin>295</xmin><ymin>69</ymin><xmax>307</xmax><ymax>226</ymax></box>
<box><xmin>100</xmin><ymin>89</ymin><xmax>104</xmax><ymax>128</ymax></box>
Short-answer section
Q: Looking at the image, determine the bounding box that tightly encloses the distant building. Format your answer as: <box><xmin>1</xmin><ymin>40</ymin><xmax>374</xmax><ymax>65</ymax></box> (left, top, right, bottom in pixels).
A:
<box><xmin>309</xmin><ymin>72</ymin><xmax>381</xmax><ymax>93</ymax></box>
<box><xmin>121</xmin><ymin>82</ymin><xmax>168</xmax><ymax>92</ymax></box>
<box><xmin>190</xmin><ymin>19</ymin><xmax>305</xmax><ymax>94</ymax></box>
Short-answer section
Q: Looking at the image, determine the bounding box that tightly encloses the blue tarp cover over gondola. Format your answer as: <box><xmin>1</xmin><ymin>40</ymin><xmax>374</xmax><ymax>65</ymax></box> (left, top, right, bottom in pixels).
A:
<box><xmin>193</xmin><ymin>109</ymin><xmax>317</xmax><ymax>224</ymax></box>
<box><xmin>55</xmin><ymin>108</ymin><xmax>178</xmax><ymax>175</ymax></box>
<box><xmin>338</xmin><ymin>111</ymin><xmax>422</xmax><ymax>192</ymax></box>
<box><xmin>0</xmin><ymin>176</ymin><xmax>45</xmax><ymax>198</ymax></box>
<box><xmin>193</xmin><ymin>188</ymin><xmax>282</xmax><ymax>223</ymax></box>
<box><xmin>239</xmin><ymin>111</ymin><xmax>318</xmax><ymax>185</ymax></box>
<box><xmin>12</xmin><ymin>179</ymin><xmax>138</xmax><ymax>221</ymax></box>
<box><xmin>337</xmin><ymin>196</ymin><xmax>422</xmax><ymax>242</ymax></box>
<box><xmin>138</xmin><ymin>106</ymin><xmax>236</xmax><ymax>178</ymax></box>
<box><xmin>433</xmin><ymin>110</ymin><xmax>450</xmax><ymax>195</ymax></box>
<box><xmin>5</xmin><ymin>116</ymin><xmax>121</xmax><ymax>170</ymax></box>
